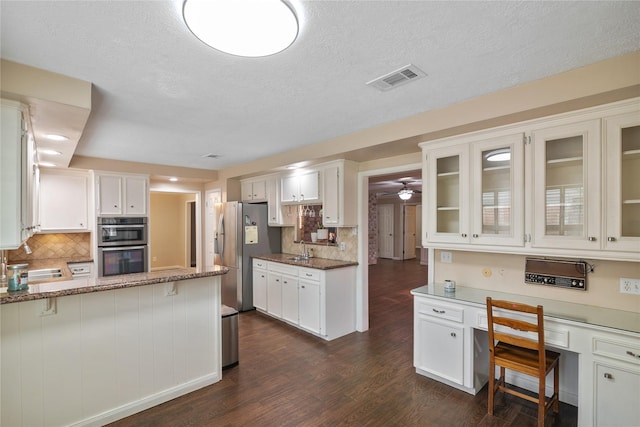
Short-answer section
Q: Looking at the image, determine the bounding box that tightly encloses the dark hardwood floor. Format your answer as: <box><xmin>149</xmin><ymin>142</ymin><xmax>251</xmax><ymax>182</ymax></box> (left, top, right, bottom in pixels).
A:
<box><xmin>109</xmin><ymin>258</ymin><xmax>577</xmax><ymax>426</ymax></box>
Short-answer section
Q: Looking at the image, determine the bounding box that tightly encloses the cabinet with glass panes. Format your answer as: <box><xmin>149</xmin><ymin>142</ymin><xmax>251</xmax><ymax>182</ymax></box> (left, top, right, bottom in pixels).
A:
<box><xmin>423</xmin><ymin>133</ymin><xmax>523</xmax><ymax>247</ymax></box>
<box><xmin>604</xmin><ymin>111</ymin><xmax>640</xmax><ymax>252</ymax></box>
<box><xmin>531</xmin><ymin>119</ymin><xmax>601</xmax><ymax>251</ymax></box>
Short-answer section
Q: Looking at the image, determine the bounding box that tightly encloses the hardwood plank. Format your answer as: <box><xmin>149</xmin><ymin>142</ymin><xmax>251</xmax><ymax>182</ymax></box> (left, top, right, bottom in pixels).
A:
<box><xmin>108</xmin><ymin>259</ymin><xmax>577</xmax><ymax>426</ymax></box>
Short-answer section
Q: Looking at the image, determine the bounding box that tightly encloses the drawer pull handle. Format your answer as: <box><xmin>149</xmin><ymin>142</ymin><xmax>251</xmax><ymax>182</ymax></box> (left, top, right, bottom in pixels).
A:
<box><xmin>626</xmin><ymin>350</ymin><xmax>640</xmax><ymax>359</ymax></box>
<box><xmin>588</xmin><ymin>236</ymin><xmax>597</xmax><ymax>241</ymax></box>
<box><xmin>306</xmin><ymin>273</ymin><xmax>313</xmax><ymax>277</ymax></box>
<box><xmin>432</xmin><ymin>309</ymin><xmax>445</xmax><ymax>314</ymax></box>
<box><xmin>607</xmin><ymin>236</ymin><xmax>617</xmax><ymax>242</ymax></box>
<box><xmin>604</xmin><ymin>373</ymin><xmax>614</xmax><ymax>380</ymax></box>
<box><xmin>450</xmin><ymin>332</ymin><xmax>456</xmax><ymax>338</ymax></box>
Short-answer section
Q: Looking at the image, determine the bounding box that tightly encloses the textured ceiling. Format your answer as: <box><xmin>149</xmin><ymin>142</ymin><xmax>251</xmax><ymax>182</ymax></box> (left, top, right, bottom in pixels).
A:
<box><xmin>1</xmin><ymin>1</ymin><xmax>639</xmax><ymax>172</ymax></box>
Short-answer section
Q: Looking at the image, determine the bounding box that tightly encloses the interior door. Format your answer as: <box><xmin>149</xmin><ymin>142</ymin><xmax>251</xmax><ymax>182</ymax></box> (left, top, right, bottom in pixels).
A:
<box><xmin>403</xmin><ymin>205</ymin><xmax>416</xmax><ymax>259</ymax></box>
<box><xmin>378</xmin><ymin>204</ymin><xmax>394</xmax><ymax>259</ymax></box>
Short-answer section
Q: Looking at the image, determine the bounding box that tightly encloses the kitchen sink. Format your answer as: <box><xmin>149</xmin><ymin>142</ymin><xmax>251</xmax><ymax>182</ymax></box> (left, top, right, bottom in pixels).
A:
<box><xmin>287</xmin><ymin>256</ymin><xmax>309</xmax><ymax>262</ymax></box>
<box><xmin>28</xmin><ymin>268</ymin><xmax>63</xmax><ymax>280</ymax></box>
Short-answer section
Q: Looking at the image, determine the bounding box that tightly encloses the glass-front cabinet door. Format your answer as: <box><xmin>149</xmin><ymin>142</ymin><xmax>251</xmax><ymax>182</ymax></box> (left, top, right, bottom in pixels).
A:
<box><xmin>604</xmin><ymin>111</ymin><xmax>640</xmax><ymax>252</ymax></box>
<box><xmin>425</xmin><ymin>144</ymin><xmax>469</xmax><ymax>244</ymax></box>
<box><xmin>471</xmin><ymin>134</ymin><xmax>524</xmax><ymax>247</ymax></box>
<box><xmin>531</xmin><ymin>119</ymin><xmax>601</xmax><ymax>250</ymax></box>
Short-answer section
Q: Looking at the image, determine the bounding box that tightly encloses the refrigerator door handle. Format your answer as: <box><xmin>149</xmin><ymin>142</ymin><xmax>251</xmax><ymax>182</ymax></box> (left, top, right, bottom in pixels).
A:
<box><xmin>217</xmin><ymin>211</ymin><xmax>225</xmax><ymax>261</ymax></box>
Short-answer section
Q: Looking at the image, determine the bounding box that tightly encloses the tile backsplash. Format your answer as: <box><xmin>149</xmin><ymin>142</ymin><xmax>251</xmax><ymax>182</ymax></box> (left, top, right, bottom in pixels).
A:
<box><xmin>282</xmin><ymin>227</ymin><xmax>357</xmax><ymax>262</ymax></box>
<box><xmin>8</xmin><ymin>233</ymin><xmax>91</xmax><ymax>262</ymax></box>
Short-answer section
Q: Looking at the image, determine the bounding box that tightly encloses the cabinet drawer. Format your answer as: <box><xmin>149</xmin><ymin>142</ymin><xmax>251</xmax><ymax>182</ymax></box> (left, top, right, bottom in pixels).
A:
<box><xmin>298</xmin><ymin>267</ymin><xmax>320</xmax><ymax>282</ymax></box>
<box><xmin>416</xmin><ymin>300</ymin><xmax>464</xmax><ymax>323</ymax></box>
<box><xmin>268</xmin><ymin>262</ymin><xmax>298</xmax><ymax>276</ymax></box>
<box><xmin>253</xmin><ymin>259</ymin><xmax>268</xmax><ymax>270</ymax></box>
<box><xmin>593</xmin><ymin>337</ymin><xmax>640</xmax><ymax>365</ymax></box>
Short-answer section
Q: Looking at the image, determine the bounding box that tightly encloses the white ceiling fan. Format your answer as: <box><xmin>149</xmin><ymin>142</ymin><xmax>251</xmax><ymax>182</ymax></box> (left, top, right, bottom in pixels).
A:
<box><xmin>381</xmin><ymin>181</ymin><xmax>422</xmax><ymax>201</ymax></box>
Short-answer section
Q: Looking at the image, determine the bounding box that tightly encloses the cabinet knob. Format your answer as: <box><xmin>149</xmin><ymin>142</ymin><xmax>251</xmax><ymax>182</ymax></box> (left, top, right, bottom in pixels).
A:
<box><xmin>588</xmin><ymin>236</ymin><xmax>597</xmax><ymax>241</ymax></box>
<box><xmin>627</xmin><ymin>350</ymin><xmax>640</xmax><ymax>359</ymax></box>
<box><xmin>603</xmin><ymin>373</ymin><xmax>613</xmax><ymax>380</ymax></box>
<box><xmin>461</xmin><ymin>233</ymin><xmax>467</xmax><ymax>238</ymax></box>
<box><xmin>301</xmin><ymin>285</ymin><xmax>305</xmax><ymax>289</ymax></box>
<box><xmin>130</xmin><ymin>205</ymin><xmax>134</xmax><ymax>208</ymax></box>
<box><xmin>450</xmin><ymin>332</ymin><xmax>456</xmax><ymax>338</ymax></box>
<box><xmin>472</xmin><ymin>234</ymin><xmax>479</xmax><ymax>238</ymax></box>
<box><xmin>114</xmin><ymin>205</ymin><xmax>118</xmax><ymax>208</ymax></box>
<box><xmin>607</xmin><ymin>236</ymin><xmax>617</xmax><ymax>242</ymax></box>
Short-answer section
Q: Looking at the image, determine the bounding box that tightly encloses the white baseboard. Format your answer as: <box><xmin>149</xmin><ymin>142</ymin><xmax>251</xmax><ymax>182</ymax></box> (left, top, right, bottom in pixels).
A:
<box><xmin>73</xmin><ymin>373</ymin><xmax>221</xmax><ymax>427</ymax></box>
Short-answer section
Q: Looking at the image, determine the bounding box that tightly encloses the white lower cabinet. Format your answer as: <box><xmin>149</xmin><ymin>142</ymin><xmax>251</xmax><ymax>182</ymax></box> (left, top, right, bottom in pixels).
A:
<box><xmin>592</xmin><ymin>336</ymin><xmax>640</xmax><ymax>426</ymax></box>
<box><xmin>281</xmin><ymin>274</ymin><xmax>299</xmax><ymax>324</ymax></box>
<box><xmin>252</xmin><ymin>259</ymin><xmax>355</xmax><ymax>340</ymax></box>
<box><xmin>416</xmin><ymin>316</ymin><xmax>464</xmax><ymax>385</ymax></box>
<box><xmin>298</xmin><ymin>275</ymin><xmax>321</xmax><ymax>334</ymax></box>
<box><xmin>253</xmin><ymin>261</ymin><xmax>268</xmax><ymax>311</ymax></box>
<box><xmin>594</xmin><ymin>361</ymin><xmax>640</xmax><ymax>426</ymax></box>
<box><xmin>414</xmin><ymin>298</ymin><xmax>465</xmax><ymax>387</ymax></box>
<box><xmin>412</xmin><ymin>288</ymin><xmax>640</xmax><ymax>427</ymax></box>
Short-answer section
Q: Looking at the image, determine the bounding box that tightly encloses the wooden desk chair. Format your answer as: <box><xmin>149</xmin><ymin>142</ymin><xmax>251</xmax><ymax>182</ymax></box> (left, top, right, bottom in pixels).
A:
<box><xmin>486</xmin><ymin>297</ymin><xmax>560</xmax><ymax>427</ymax></box>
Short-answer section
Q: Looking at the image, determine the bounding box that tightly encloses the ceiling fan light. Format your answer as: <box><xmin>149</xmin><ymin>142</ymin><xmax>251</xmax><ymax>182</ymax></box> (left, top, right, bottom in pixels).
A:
<box><xmin>183</xmin><ymin>0</ymin><xmax>299</xmax><ymax>57</ymax></box>
<box><xmin>398</xmin><ymin>189</ymin><xmax>413</xmax><ymax>201</ymax></box>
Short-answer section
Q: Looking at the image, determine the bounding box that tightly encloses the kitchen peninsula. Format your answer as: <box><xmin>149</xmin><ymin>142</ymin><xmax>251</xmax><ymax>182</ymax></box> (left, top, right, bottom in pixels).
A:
<box><xmin>1</xmin><ymin>266</ymin><xmax>228</xmax><ymax>427</ymax></box>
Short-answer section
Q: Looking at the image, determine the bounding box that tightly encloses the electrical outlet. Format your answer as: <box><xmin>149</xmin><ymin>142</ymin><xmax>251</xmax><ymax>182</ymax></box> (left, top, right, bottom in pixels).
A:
<box><xmin>440</xmin><ymin>251</ymin><xmax>452</xmax><ymax>263</ymax></box>
<box><xmin>340</xmin><ymin>242</ymin><xmax>346</xmax><ymax>251</ymax></box>
<box><xmin>620</xmin><ymin>278</ymin><xmax>640</xmax><ymax>295</ymax></box>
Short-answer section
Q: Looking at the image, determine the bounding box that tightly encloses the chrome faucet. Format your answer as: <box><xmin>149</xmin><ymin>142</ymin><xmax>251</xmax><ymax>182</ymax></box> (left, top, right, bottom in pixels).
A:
<box><xmin>300</xmin><ymin>240</ymin><xmax>309</xmax><ymax>260</ymax></box>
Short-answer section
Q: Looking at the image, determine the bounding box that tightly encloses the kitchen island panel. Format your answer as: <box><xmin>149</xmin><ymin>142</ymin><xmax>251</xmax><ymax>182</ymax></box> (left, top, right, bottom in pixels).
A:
<box><xmin>1</xmin><ymin>276</ymin><xmax>221</xmax><ymax>427</ymax></box>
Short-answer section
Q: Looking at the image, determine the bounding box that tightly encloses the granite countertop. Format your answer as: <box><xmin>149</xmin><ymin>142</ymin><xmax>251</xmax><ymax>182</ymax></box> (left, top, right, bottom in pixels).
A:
<box><xmin>0</xmin><ymin>265</ymin><xmax>229</xmax><ymax>305</ymax></box>
<box><xmin>253</xmin><ymin>253</ymin><xmax>358</xmax><ymax>270</ymax></box>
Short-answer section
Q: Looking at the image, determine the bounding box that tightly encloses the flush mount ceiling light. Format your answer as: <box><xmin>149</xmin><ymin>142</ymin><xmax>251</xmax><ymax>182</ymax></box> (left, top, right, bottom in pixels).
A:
<box><xmin>182</xmin><ymin>0</ymin><xmax>299</xmax><ymax>57</ymax></box>
<box><xmin>486</xmin><ymin>149</ymin><xmax>511</xmax><ymax>162</ymax></box>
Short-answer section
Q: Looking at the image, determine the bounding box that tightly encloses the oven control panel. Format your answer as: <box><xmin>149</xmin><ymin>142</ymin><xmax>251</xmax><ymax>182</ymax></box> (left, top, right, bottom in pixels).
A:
<box><xmin>524</xmin><ymin>258</ymin><xmax>588</xmax><ymax>291</ymax></box>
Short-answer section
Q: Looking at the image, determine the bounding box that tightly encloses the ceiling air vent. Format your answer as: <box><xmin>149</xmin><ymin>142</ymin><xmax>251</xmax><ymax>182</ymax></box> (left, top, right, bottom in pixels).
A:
<box><xmin>366</xmin><ymin>64</ymin><xmax>426</xmax><ymax>91</ymax></box>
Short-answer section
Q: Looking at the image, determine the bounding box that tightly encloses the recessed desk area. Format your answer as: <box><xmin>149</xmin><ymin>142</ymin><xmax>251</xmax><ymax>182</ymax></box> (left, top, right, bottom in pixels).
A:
<box><xmin>411</xmin><ymin>284</ymin><xmax>640</xmax><ymax>427</ymax></box>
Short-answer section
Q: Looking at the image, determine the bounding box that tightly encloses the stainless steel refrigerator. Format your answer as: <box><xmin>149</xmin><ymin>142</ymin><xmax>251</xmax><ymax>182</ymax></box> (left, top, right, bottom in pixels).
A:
<box><xmin>214</xmin><ymin>202</ymin><xmax>281</xmax><ymax>311</ymax></box>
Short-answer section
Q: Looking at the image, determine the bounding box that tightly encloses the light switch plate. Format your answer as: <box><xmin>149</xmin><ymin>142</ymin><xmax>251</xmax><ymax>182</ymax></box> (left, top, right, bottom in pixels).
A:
<box><xmin>440</xmin><ymin>251</ymin><xmax>452</xmax><ymax>263</ymax></box>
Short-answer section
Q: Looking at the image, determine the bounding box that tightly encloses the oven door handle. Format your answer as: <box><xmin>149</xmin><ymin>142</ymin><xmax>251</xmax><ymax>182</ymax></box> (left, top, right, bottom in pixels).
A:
<box><xmin>100</xmin><ymin>225</ymin><xmax>145</xmax><ymax>229</ymax></box>
<box><xmin>100</xmin><ymin>245</ymin><xmax>147</xmax><ymax>251</ymax></box>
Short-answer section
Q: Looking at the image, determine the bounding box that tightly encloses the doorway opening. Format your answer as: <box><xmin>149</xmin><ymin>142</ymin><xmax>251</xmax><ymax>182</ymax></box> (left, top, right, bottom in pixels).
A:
<box><xmin>149</xmin><ymin>191</ymin><xmax>201</xmax><ymax>271</ymax></box>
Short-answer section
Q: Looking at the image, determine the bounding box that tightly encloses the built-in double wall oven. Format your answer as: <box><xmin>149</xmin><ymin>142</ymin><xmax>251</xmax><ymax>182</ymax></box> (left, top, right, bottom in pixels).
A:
<box><xmin>97</xmin><ymin>217</ymin><xmax>148</xmax><ymax>277</ymax></box>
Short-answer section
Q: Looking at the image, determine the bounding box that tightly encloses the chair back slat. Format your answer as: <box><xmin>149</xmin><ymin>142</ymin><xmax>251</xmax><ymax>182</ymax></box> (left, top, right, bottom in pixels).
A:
<box><xmin>494</xmin><ymin>331</ymin><xmax>539</xmax><ymax>351</ymax></box>
<box><xmin>492</xmin><ymin>316</ymin><xmax>538</xmax><ymax>333</ymax></box>
<box><xmin>486</xmin><ymin>297</ymin><xmax>546</xmax><ymax>365</ymax></box>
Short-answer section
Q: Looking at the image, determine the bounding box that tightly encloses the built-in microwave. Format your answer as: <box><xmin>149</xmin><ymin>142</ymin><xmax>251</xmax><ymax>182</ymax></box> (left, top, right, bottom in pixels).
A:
<box><xmin>97</xmin><ymin>217</ymin><xmax>147</xmax><ymax>246</ymax></box>
<box><xmin>98</xmin><ymin>245</ymin><xmax>148</xmax><ymax>277</ymax></box>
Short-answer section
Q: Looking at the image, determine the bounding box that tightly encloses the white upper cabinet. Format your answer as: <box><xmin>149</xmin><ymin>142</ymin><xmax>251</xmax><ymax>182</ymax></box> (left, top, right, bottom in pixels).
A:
<box><xmin>603</xmin><ymin>111</ymin><xmax>640</xmax><ymax>252</ymax></box>
<box><xmin>39</xmin><ymin>170</ymin><xmax>89</xmax><ymax>232</ymax></box>
<box><xmin>241</xmin><ymin>179</ymin><xmax>267</xmax><ymax>202</ymax></box>
<box><xmin>424</xmin><ymin>134</ymin><xmax>524</xmax><ymax>247</ymax></box>
<box><xmin>531</xmin><ymin>119</ymin><xmax>601</xmax><ymax>251</ymax></box>
<box><xmin>0</xmin><ymin>100</ymin><xmax>38</xmax><ymax>249</ymax></box>
<box><xmin>471</xmin><ymin>134</ymin><xmax>524</xmax><ymax>247</ymax></box>
<box><xmin>425</xmin><ymin>144</ymin><xmax>470</xmax><ymax>244</ymax></box>
<box><xmin>321</xmin><ymin>160</ymin><xmax>357</xmax><ymax>227</ymax></box>
<box><xmin>421</xmin><ymin>97</ymin><xmax>640</xmax><ymax>261</ymax></box>
<box><xmin>96</xmin><ymin>173</ymin><xmax>148</xmax><ymax>216</ymax></box>
<box><xmin>281</xmin><ymin>170</ymin><xmax>320</xmax><ymax>204</ymax></box>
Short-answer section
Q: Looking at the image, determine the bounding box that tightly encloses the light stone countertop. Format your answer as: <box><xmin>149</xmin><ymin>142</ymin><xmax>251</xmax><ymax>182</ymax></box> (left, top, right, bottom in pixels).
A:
<box><xmin>0</xmin><ymin>265</ymin><xmax>229</xmax><ymax>305</ymax></box>
<box><xmin>252</xmin><ymin>253</ymin><xmax>358</xmax><ymax>270</ymax></box>
<box><xmin>412</xmin><ymin>283</ymin><xmax>640</xmax><ymax>335</ymax></box>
